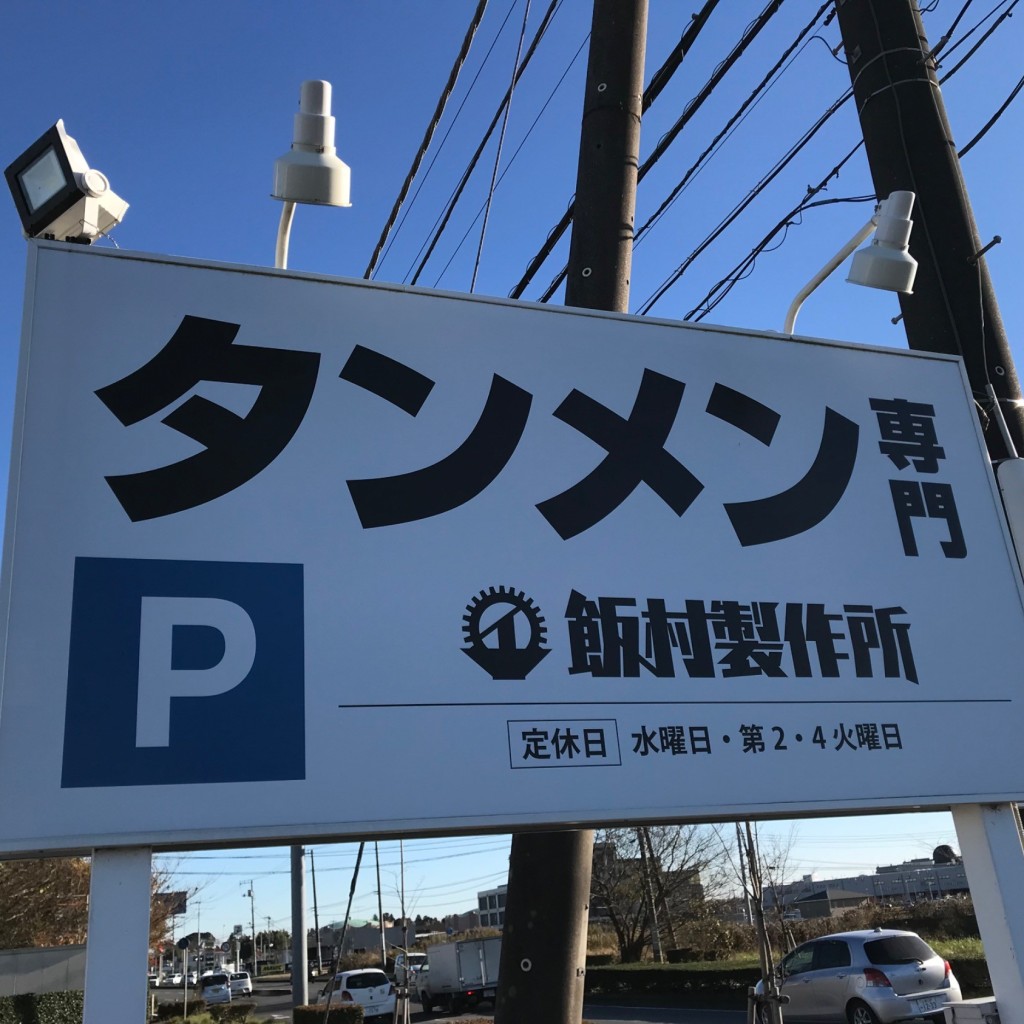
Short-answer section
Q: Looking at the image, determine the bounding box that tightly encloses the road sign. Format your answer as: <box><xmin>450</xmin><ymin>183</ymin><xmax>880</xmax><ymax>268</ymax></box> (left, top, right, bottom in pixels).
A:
<box><xmin>1</xmin><ymin>241</ymin><xmax>1023</xmax><ymax>852</ymax></box>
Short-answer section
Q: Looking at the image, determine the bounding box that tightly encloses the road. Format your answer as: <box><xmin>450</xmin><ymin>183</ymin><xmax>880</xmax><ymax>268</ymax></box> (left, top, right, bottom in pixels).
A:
<box><xmin>151</xmin><ymin>978</ymin><xmax>748</xmax><ymax>1024</ymax></box>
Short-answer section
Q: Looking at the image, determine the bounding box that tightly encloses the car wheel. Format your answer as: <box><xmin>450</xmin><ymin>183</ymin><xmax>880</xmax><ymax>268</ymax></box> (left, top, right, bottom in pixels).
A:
<box><xmin>754</xmin><ymin>1000</ymin><xmax>771</xmax><ymax>1024</ymax></box>
<box><xmin>847</xmin><ymin>1000</ymin><xmax>882</xmax><ymax>1024</ymax></box>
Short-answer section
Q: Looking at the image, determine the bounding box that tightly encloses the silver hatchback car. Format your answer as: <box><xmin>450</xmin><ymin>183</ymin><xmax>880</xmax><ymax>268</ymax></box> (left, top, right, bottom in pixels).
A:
<box><xmin>754</xmin><ymin>928</ymin><xmax>962</xmax><ymax>1024</ymax></box>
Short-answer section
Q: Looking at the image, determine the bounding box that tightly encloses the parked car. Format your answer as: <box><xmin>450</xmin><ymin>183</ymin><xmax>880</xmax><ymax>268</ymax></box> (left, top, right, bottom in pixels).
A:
<box><xmin>754</xmin><ymin>928</ymin><xmax>962</xmax><ymax>1024</ymax></box>
<box><xmin>198</xmin><ymin>971</ymin><xmax>232</xmax><ymax>1005</ymax></box>
<box><xmin>317</xmin><ymin>968</ymin><xmax>395</xmax><ymax>1022</ymax></box>
<box><xmin>147</xmin><ymin>972</ymin><xmax>160</xmax><ymax>987</ymax></box>
<box><xmin>229</xmin><ymin>970</ymin><xmax>253</xmax><ymax>996</ymax></box>
<box><xmin>163</xmin><ymin>972</ymin><xmax>182</xmax><ymax>986</ymax></box>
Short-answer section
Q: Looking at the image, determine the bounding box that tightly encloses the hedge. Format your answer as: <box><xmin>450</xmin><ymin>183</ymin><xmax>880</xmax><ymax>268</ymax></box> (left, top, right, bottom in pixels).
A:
<box><xmin>586</xmin><ymin>958</ymin><xmax>992</xmax><ymax>1003</ymax></box>
<box><xmin>155</xmin><ymin>999</ymin><xmax>208</xmax><ymax>1020</ymax></box>
<box><xmin>585</xmin><ymin>964</ymin><xmax>761</xmax><ymax>998</ymax></box>
<box><xmin>0</xmin><ymin>992</ymin><xmax>84</xmax><ymax>1024</ymax></box>
<box><xmin>292</xmin><ymin>1006</ymin><xmax>363</xmax><ymax>1023</ymax></box>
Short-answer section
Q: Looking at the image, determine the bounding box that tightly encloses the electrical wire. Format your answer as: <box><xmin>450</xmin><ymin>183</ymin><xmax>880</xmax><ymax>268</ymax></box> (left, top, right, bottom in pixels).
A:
<box><xmin>679</xmin><ymin>0</ymin><xmax>1019</xmax><ymax>324</ymax></box>
<box><xmin>684</xmin><ymin>146</ymin><xmax>868</xmax><ymax>321</ymax></box>
<box><xmin>639</xmin><ymin>0</ymin><xmax>789</xmax><ymax>185</ymax></box>
<box><xmin>407</xmin><ymin>0</ymin><xmax>563</xmax><ymax>287</ymax></box>
<box><xmin>506</xmin><ymin>0</ymin><xmax>721</xmax><ymax>300</ymax></box>
<box><xmin>470</xmin><ymin>0</ymin><xmax>532</xmax><ymax>292</ymax></box>
<box><xmin>430</xmin><ymin>31</ymin><xmax>589</xmax><ymax>288</ymax></box>
<box><xmin>379</xmin><ymin>0</ymin><xmax>520</xmax><ymax>276</ymax></box>
<box><xmin>934</xmin><ymin>0</ymin><xmax>1019</xmax><ymax>79</ymax></box>
<box><xmin>957</xmin><ymin>69</ymin><xmax>1024</xmax><ymax>157</ymax></box>
<box><xmin>924</xmin><ymin>0</ymin><xmax>976</xmax><ymax>61</ymax></box>
<box><xmin>634</xmin><ymin>86</ymin><xmax>854</xmax><ymax>316</ymax></box>
<box><xmin>363</xmin><ymin>0</ymin><xmax>490</xmax><ymax>280</ymax></box>
<box><xmin>636</xmin><ymin>1</ymin><xmax>835</xmax><ymax>250</ymax></box>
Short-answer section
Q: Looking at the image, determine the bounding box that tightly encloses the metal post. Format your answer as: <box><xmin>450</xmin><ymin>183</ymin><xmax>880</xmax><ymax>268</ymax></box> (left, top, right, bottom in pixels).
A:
<box><xmin>82</xmin><ymin>847</ymin><xmax>152</xmax><ymax>1024</ymax></box>
<box><xmin>496</xmin><ymin>7</ymin><xmax>648</xmax><ymax>1021</ymax></box>
<box><xmin>952</xmin><ymin>804</ymin><xmax>1024</xmax><ymax>1024</ymax></box>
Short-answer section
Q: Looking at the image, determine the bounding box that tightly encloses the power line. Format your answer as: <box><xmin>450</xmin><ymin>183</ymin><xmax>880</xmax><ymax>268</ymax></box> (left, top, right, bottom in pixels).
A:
<box><xmin>430</xmin><ymin>31</ymin><xmax>589</xmax><ymax>288</ymax></box>
<box><xmin>379</xmin><ymin>0</ymin><xmax>521</xmax><ymax>276</ymax></box>
<box><xmin>407</xmin><ymin>0</ymin><xmax>564</xmax><ymax>286</ymax></box>
<box><xmin>634</xmin><ymin>1</ymin><xmax>835</xmax><ymax>250</ymax></box>
<box><xmin>681</xmin><ymin>2</ymin><xmax>1020</xmax><ymax>323</ymax></box>
<box><xmin>635</xmin><ymin>85</ymin><xmax>854</xmax><ymax>316</ymax></box>
<box><xmin>470</xmin><ymin>0</ymin><xmax>533</xmax><ymax>292</ymax></box>
<box><xmin>363</xmin><ymin>0</ymin><xmax>490</xmax><ymax>280</ymax></box>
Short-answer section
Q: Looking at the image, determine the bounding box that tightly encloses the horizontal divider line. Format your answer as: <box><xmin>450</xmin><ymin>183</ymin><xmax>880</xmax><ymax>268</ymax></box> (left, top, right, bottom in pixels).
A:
<box><xmin>338</xmin><ymin>698</ymin><xmax>1008</xmax><ymax>708</ymax></box>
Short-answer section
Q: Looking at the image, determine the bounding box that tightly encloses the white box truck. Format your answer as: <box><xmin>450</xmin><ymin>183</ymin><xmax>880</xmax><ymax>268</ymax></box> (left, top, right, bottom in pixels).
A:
<box><xmin>415</xmin><ymin>936</ymin><xmax>501</xmax><ymax>1015</ymax></box>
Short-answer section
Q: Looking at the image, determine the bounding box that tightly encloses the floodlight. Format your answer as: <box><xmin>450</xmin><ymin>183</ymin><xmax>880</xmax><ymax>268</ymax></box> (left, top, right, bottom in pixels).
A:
<box><xmin>847</xmin><ymin>190</ymin><xmax>918</xmax><ymax>294</ymax></box>
<box><xmin>4</xmin><ymin>120</ymin><xmax>128</xmax><ymax>243</ymax></box>
<box><xmin>272</xmin><ymin>80</ymin><xmax>351</xmax><ymax>208</ymax></box>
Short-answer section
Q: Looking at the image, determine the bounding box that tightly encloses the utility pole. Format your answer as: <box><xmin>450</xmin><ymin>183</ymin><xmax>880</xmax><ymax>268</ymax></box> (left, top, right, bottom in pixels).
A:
<box><xmin>291</xmin><ymin>846</ymin><xmax>308</xmax><ymax>1006</ymax></box>
<box><xmin>636</xmin><ymin>828</ymin><xmax>664</xmax><ymax>962</ymax></box>
<box><xmin>495</xmin><ymin>2</ymin><xmax>648</xmax><ymax>1021</ymax></box>
<box><xmin>837</xmin><ymin>8</ymin><xmax>1024</xmax><ymax>1018</ymax></box>
<box><xmin>244</xmin><ymin>882</ymin><xmax>257</xmax><ymax>972</ymax></box>
<box><xmin>311</xmin><ymin>848</ymin><xmax>323</xmax><ymax>975</ymax></box>
<box><xmin>834</xmin><ymin>0</ymin><xmax>1024</xmax><ymax>459</ymax></box>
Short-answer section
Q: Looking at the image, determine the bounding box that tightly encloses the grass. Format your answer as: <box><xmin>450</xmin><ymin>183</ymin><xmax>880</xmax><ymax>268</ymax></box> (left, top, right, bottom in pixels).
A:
<box><xmin>931</xmin><ymin>937</ymin><xmax>985</xmax><ymax>959</ymax></box>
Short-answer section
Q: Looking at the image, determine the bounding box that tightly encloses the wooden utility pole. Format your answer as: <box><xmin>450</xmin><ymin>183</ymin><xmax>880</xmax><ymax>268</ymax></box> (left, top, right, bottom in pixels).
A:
<box><xmin>494</xmin><ymin>2</ymin><xmax>648</xmax><ymax>1020</ymax></box>
<box><xmin>836</xmin><ymin>7</ymin><xmax>1024</xmax><ymax>1018</ymax></box>
<box><xmin>834</xmin><ymin>0</ymin><xmax>1024</xmax><ymax>459</ymax></box>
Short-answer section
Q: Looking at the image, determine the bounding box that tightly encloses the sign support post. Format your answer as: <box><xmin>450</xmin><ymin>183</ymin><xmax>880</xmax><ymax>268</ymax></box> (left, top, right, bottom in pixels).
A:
<box><xmin>82</xmin><ymin>846</ymin><xmax>152</xmax><ymax>1024</ymax></box>
<box><xmin>952</xmin><ymin>804</ymin><xmax>1024</xmax><ymax>1024</ymax></box>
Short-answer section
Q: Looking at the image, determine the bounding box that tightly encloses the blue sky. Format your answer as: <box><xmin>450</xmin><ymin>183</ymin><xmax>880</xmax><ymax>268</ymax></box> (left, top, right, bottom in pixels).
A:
<box><xmin>2</xmin><ymin>1</ymin><xmax>1020</xmax><ymax>942</ymax></box>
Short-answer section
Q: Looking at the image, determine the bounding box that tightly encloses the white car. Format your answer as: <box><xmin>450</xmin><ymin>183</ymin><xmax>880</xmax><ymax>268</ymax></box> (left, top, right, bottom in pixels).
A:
<box><xmin>754</xmin><ymin>928</ymin><xmax>961</xmax><ymax>1024</ymax></box>
<box><xmin>317</xmin><ymin>968</ymin><xmax>395</xmax><ymax>1022</ymax></box>
<box><xmin>229</xmin><ymin>971</ymin><xmax>253</xmax><ymax>996</ymax></box>
<box><xmin>197</xmin><ymin>971</ymin><xmax>232</xmax><ymax>1005</ymax></box>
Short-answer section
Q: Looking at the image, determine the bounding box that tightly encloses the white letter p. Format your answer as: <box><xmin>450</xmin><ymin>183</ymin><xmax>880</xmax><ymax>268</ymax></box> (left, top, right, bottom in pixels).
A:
<box><xmin>135</xmin><ymin>597</ymin><xmax>257</xmax><ymax>748</ymax></box>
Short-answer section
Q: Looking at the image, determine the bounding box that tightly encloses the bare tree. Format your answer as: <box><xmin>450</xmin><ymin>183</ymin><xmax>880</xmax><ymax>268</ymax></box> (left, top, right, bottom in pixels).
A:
<box><xmin>590</xmin><ymin>826</ymin><xmax>723</xmax><ymax>962</ymax></box>
<box><xmin>0</xmin><ymin>855</ymin><xmax>189</xmax><ymax>949</ymax></box>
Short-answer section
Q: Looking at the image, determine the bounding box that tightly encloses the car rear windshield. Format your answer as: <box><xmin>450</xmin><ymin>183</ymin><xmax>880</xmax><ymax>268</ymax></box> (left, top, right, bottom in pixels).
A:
<box><xmin>230</xmin><ymin>973</ymin><xmax>248</xmax><ymax>980</ymax></box>
<box><xmin>864</xmin><ymin>935</ymin><xmax>935</xmax><ymax>965</ymax></box>
<box><xmin>201</xmin><ymin>974</ymin><xmax>229</xmax><ymax>987</ymax></box>
<box><xmin>348</xmin><ymin>972</ymin><xmax>389</xmax><ymax>989</ymax></box>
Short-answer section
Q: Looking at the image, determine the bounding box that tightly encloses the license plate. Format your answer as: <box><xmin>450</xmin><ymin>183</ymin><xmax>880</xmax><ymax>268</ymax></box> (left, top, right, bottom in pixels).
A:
<box><xmin>911</xmin><ymin>996</ymin><xmax>943</xmax><ymax>1013</ymax></box>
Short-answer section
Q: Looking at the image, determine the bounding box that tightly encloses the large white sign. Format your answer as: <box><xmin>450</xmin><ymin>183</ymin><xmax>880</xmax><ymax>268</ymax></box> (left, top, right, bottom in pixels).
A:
<box><xmin>1</xmin><ymin>242</ymin><xmax>1022</xmax><ymax>854</ymax></box>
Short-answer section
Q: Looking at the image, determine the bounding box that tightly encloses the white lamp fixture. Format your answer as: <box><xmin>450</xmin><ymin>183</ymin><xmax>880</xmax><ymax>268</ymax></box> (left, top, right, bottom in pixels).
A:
<box><xmin>847</xmin><ymin>189</ymin><xmax>918</xmax><ymax>294</ymax></box>
<box><xmin>783</xmin><ymin>190</ymin><xmax>918</xmax><ymax>335</ymax></box>
<box><xmin>272</xmin><ymin>80</ymin><xmax>351</xmax><ymax>270</ymax></box>
<box><xmin>4</xmin><ymin>120</ymin><xmax>128</xmax><ymax>243</ymax></box>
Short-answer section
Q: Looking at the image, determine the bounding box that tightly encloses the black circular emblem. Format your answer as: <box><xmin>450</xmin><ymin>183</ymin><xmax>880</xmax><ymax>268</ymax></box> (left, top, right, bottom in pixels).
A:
<box><xmin>462</xmin><ymin>587</ymin><xmax>550</xmax><ymax>680</ymax></box>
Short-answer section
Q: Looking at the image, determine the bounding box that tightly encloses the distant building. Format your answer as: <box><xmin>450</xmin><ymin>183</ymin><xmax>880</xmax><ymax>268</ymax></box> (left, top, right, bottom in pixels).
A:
<box><xmin>766</xmin><ymin>856</ymin><xmax>969</xmax><ymax>911</ymax></box>
<box><xmin>477</xmin><ymin>886</ymin><xmax>507</xmax><ymax>928</ymax></box>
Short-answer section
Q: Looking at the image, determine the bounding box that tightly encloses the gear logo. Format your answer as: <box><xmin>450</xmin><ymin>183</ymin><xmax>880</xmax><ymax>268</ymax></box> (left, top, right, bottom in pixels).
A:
<box><xmin>462</xmin><ymin>587</ymin><xmax>550</xmax><ymax>680</ymax></box>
